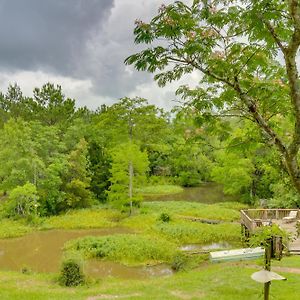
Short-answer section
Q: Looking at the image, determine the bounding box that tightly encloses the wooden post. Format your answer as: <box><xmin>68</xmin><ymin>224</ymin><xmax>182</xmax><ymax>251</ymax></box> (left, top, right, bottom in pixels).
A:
<box><xmin>264</xmin><ymin>238</ymin><xmax>272</xmax><ymax>300</ymax></box>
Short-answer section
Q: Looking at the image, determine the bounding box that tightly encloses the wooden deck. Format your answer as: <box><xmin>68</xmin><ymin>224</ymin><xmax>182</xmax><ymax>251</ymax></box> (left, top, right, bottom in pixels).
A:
<box><xmin>241</xmin><ymin>209</ymin><xmax>300</xmax><ymax>254</ymax></box>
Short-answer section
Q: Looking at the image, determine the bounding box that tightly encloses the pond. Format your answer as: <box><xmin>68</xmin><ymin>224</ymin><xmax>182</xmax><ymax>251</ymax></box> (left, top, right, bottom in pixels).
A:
<box><xmin>0</xmin><ymin>228</ymin><xmax>173</xmax><ymax>279</ymax></box>
<box><xmin>144</xmin><ymin>182</ymin><xmax>237</xmax><ymax>204</ymax></box>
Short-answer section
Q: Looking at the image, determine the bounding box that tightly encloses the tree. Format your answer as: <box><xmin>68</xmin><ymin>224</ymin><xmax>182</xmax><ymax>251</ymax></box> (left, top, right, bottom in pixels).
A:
<box><xmin>0</xmin><ymin>119</ymin><xmax>43</xmax><ymax>192</ymax></box>
<box><xmin>5</xmin><ymin>183</ymin><xmax>39</xmax><ymax>218</ymax></box>
<box><xmin>211</xmin><ymin>151</ymin><xmax>254</xmax><ymax>197</ymax></box>
<box><xmin>88</xmin><ymin>141</ymin><xmax>111</xmax><ymax>202</ymax></box>
<box><xmin>92</xmin><ymin>97</ymin><xmax>169</xmax><ymax>148</ymax></box>
<box><xmin>107</xmin><ymin>142</ymin><xmax>149</xmax><ymax>213</ymax></box>
<box><xmin>62</xmin><ymin>138</ymin><xmax>93</xmax><ymax>210</ymax></box>
<box><xmin>126</xmin><ymin>1</ymin><xmax>300</xmax><ymax>195</ymax></box>
<box><xmin>32</xmin><ymin>83</ymin><xmax>76</xmax><ymax>127</ymax></box>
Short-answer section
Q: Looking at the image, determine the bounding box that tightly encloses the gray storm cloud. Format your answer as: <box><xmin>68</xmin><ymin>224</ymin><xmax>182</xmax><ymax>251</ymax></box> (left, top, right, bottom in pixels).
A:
<box><xmin>0</xmin><ymin>0</ymin><xmax>190</xmax><ymax>109</ymax></box>
<box><xmin>0</xmin><ymin>0</ymin><xmax>114</xmax><ymax>75</ymax></box>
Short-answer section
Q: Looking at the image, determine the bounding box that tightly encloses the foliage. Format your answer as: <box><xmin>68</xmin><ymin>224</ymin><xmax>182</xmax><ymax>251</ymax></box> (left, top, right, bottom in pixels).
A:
<box><xmin>4</xmin><ymin>183</ymin><xmax>39</xmax><ymax>219</ymax></box>
<box><xmin>62</xmin><ymin>138</ymin><xmax>93</xmax><ymax>210</ymax></box>
<box><xmin>107</xmin><ymin>142</ymin><xmax>149</xmax><ymax>210</ymax></box>
<box><xmin>0</xmin><ymin>119</ymin><xmax>42</xmax><ymax>192</ymax></box>
<box><xmin>211</xmin><ymin>151</ymin><xmax>254</xmax><ymax>197</ymax></box>
<box><xmin>249</xmin><ymin>225</ymin><xmax>289</xmax><ymax>248</ymax></box>
<box><xmin>158</xmin><ymin>212</ymin><xmax>171</xmax><ymax>223</ymax></box>
<box><xmin>268</xmin><ymin>181</ymin><xmax>300</xmax><ymax>208</ymax></box>
<box><xmin>88</xmin><ymin>142</ymin><xmax>111</xmax><ymax>202</ymax></box>
<box><xmin>59</xmin><ymin>257</ymin><xmax>85</xmax><ymax>287</ymax></box>
<box><xmin>126</xmin><ymin>0</ymin><xmax>300</xmax><ymax>196</ymax></box>
<box><xmin>64</xmin><ymin>234</ymin><xmax>178</xmax><ymax>266</ymax></box>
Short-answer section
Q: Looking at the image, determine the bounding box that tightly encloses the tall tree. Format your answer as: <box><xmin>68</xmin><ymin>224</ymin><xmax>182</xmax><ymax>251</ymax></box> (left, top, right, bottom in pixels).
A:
<box><xmin>0</xmin><ymin>119</ymin><xmax>43</xmax><ymax>192</ymax></box>
<box><xmin>108</xmin><ymin>142</ymin><xmax>149</xmax><ymax>213</ymax></box>
<box><xmin>126</xmin><ymin>1</ymin><xmax>300</xmax><ymax>195</ymax></box>
<box><xmin>62</xmin><ymin>138</ymin><xmax>93</xmax><ymax>210</ymax></box>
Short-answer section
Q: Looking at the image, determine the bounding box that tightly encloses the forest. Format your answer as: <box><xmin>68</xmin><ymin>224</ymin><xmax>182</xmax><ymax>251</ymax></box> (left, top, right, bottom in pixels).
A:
<box><xmin>0</xmin><ymin>82</ymin><xmax>298</xmax><ymax>220</ymax></box>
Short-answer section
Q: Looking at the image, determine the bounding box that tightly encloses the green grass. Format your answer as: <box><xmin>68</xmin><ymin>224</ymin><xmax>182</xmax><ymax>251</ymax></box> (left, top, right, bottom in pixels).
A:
<box><xmin>142</xmin><ymin>201</ymin><xmax>241</xmax><ymax>222</ymax></box>
<box><xmin>272</xmin><ymin>255</ymin><xmax>300</xmax><ymax>268</ymax></box>
<box><xmin>0</xmin><ymin>199</ymin><xmax>298</xmax><ymax>300</ymax></box>
<box><xmin>64</xmin><ymin>234</ymin><xmax>178</xmax><ymax>266</ymax></box>
<box><xmin>0</xmin><ymin>261</ymin><xmax>299</xmax><ymax>299</ymax></box>
<box><xmin>137</xmin><ymin>185</ymin><xmax>184</xmax><ymax>196</ymax></box>
<box><xmin>0</xmin><ymin>201</ymin><xmax>241</xmax><ymax>241</ymax></box>
<box><xmin>40</xmin><ymin>208</ymin><xmax>123</xmax><ymax>230</ymax></box>
<box><xmin>0</xmin><ymin>219</ymin><xmax>33</xmax><ymax>238</ymax></box>
<box><xmin>153</xmin><ymin>221</ymin><xmax>241</xmax><ymax>244</ymax></box>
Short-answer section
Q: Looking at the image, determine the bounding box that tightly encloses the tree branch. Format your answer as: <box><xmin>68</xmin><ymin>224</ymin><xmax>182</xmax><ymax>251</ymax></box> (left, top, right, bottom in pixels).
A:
<box><xmin>232</xmin><ymin>77</ymin><xmax>288</xmax><ymax>156</ymax></box>
<box><xmin>262</xmin><ymin>18</ymin><xmax>286</xmax><ymax>53</ymax></box>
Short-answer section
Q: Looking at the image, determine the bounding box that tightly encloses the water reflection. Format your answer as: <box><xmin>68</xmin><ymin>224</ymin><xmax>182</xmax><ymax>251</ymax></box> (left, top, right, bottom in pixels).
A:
<box><xmin>0</xmin><ymin>228</ymin><xmax>130</xmax><ymax>273</ymax></box>
<box><xmin>180</xmin><ymin>242</ymin><xmax>232</xmax><ymax>252</ymax></box>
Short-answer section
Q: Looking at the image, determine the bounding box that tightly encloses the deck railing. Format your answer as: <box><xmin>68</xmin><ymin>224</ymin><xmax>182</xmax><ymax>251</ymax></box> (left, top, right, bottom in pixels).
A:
<box><xmin>241</xmin><ymin>209</ymin><xmax>300</xmax><ymax>232</ymax></box>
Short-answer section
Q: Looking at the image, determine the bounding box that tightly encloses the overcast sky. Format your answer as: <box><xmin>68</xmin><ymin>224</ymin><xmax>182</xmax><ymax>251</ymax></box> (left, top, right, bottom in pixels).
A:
<box><xmin>0</xmin><ymin>0</ymin><xmax>198</xmax><ymax>110</ymax></box>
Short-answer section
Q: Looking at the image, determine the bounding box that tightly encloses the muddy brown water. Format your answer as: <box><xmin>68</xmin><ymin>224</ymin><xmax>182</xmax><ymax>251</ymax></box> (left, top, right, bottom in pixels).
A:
<box><xmin>144</xmin><ymin>183</ymin><xmax>236</xmax><ymax>204</ymax></box>
<box><xmin>0</xmin><ymin>228</ymin><xmax>173</xmax><ymax>278</ymax></box>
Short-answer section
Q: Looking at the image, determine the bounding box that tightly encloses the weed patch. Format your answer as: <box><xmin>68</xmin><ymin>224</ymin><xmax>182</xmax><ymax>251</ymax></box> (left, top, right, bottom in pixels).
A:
<box><xmin>64</xmin><ymin>234</ymin><xmax>178</xmax><ymax>266</ymax></box>
<box><xmin>41</xmin><ymin>209</ymin><xmax>123</xmax><ymax>230</ymax></box>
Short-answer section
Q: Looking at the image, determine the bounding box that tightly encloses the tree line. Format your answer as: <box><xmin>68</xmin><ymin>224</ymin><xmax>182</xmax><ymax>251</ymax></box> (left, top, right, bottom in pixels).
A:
<box><xmin>0</xmin><ymin>81</ymin><xmax>297</xmax><ymax>219</ymax></box>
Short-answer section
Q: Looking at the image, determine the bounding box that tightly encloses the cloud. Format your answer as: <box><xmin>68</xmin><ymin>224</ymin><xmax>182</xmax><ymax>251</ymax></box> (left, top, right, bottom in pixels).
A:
<box><xmin>0</xmin><ymin>0</ymin><xmax>114</xmax><ymax>75</ymax></box>
<box><xmin>0</xmin><ymin>0</ymin><xmax>201</xmax><ymax>110</ymax></box>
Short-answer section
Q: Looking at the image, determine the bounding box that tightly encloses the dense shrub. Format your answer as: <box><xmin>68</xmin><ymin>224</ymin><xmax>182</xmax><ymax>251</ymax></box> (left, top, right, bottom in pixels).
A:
<box><xmin>59</xmin><ymin>258</ymin><xmax>85</xmax><ymax>287</ymax></box>
<box><xmin>4</xmin><ymin>183</ymin><xmax>39</xmax><ymax>219</ymax></box>
<box><xmin>158</xmin><ymin>212</ymin><xmax>171</xmax><ymax>223</ymax></box>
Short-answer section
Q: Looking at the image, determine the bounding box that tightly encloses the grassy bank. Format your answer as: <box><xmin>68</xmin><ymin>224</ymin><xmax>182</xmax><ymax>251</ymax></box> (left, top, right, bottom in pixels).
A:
<box><xmin>0</xmin><ymin>260</ymin><xmax>299</xmax><ymax>300</ymax></box>
<box><xmin>137</xmin><ymin>185</ymin><xmax>184</xmax><ymax>196</ymax></box>
<box><xmin>0</xmin><ymin>219</ymin><xmax>33</xmax><ymax>238</ymax></box>
<box><xmin>0</xmin><ymin>200</ymin><xmax>244</xmax><ymax>239</ymax></box>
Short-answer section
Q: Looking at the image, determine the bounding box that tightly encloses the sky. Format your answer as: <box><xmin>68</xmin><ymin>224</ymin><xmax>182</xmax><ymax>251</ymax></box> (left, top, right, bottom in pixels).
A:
<box><xmin>0</xmin><ymin>0</ymin><xmax>198</xmax><ymax>111</ymax></box>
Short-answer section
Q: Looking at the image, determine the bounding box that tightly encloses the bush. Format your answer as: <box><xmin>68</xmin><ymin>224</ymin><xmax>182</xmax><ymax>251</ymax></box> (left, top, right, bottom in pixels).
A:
<box><xmin>158</xmin><ymin>212</ymin><xmax>171</xmax><ymax>223</ymax></box>
<box><xmin>59</xmin><ymin>257</ymin><xmax>85</xmax><ymax>287</ymax></box>
<box><xmin>4</xmin><ymin>183</ymin><xmax>39</xmax><ymax>219</ymax></box>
